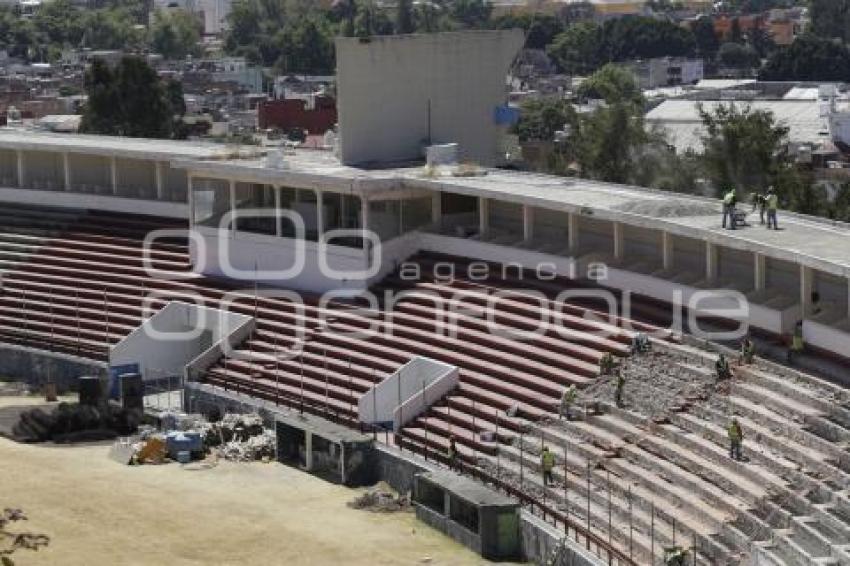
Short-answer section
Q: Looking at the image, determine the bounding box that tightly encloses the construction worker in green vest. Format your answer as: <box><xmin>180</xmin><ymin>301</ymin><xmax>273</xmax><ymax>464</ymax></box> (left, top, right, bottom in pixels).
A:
<box><xmin>541</xmin><ymin>446</ymin><xmax>555</xmax><ymax>486</ymax></box>
<box><xmin>728</xmin><ymin>418</ymin><xmax>743</xmax><ymax>461</ymax></box>
<box><xmin>716</xmin><ymin>353</ymin><xmax>732</xmax><ymax>381</ymax></box>
<box><xmin>614</xmin><ymin>370</ymin><xmax>626</xmax><ymax>408</ymax></box>
<box><xmin>722</xmin><ymin>188</ymin><xmax>738</xmax><ymax>230</ymax></box>
<box><xmin>787</xmin><ymin>320</ymin><xmax>804</xmax><ymax>364</ymax></box>
<box><xmin>741</xmin><ymin>337</ymin><xmax>755</xmax><ymax>365</ymax></box>
<box><xmin>560</xmin><ymin>385</ymin><xmax>577</xmax><ymax>421</ymax></box>
<box><xmin>599</xmin><ymin>352</ymin><xmax>616</xmax><ymax>375</ymax></box>
<box><xmin>766</xmin><ymin>186</ymin><xmax>779</xmax><ymax>230</ymax></box>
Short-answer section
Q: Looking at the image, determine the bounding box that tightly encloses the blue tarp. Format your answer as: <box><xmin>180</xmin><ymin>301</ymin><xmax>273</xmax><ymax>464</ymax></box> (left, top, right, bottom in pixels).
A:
<box><xmin>494</xmin><ymin>105</ymin><xmax>520</xmax><ymax>126</ymax></box>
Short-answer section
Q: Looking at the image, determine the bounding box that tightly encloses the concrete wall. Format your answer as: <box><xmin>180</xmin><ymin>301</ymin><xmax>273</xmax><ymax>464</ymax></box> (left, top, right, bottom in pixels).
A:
<box><xmin>194</xmin><ymin>225</ymin><xmax>374</xmax><ymax>293</ymax></box>
<box><xmin>520</xmin><ymin>511</ymin><xmax>604</xmax><ymax>566</ymax></box>
<box><xmin>335</xmin><ymin>30</ymin><xmax>523</xmax><ymax>167</ymax></box>
<box><xmin>358</xmin><ymin>356</ymin><xmax>458</xmax><ymax>429</ymax></box>
<box><xmin>0</xmin><ymin>187</ymin><xmax>189</xmax><ymax>218</ymax></box>
<box><xmin>0</xmin><ymin>344</ymin><xmax>107</xmax><ymax>392</ymax></box>
<box><xmin>110</xmin><ymin>302</ymin><xmax>253</xmax><ymax>382</ymax></box>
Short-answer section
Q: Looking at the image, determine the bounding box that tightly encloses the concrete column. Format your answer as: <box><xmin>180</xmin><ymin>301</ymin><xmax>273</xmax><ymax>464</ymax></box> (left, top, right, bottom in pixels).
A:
<box><xmin>274</xmin><ymin>186</ymin><xmax>282</xmax><ymax>237</ymax></box>
<box><xmin>361</xmin><ymin>196</ymin><xmax>370</xmax><ymax>251</ymax></box>
<box><xmin>431</xmin><ymin>192</ymin><xmax>441</xmax><ymax>227</ymax></box>
<box><xmin>110</xmin><ymin>156</ymin><xmax>118</xmax><ymax>196</ymax></box>
<box><xmin>522</xmin><ymin>205</ymin><xmax>533</xmax><ymax>243</ymax></box>
<box><xmin>705</xmin><ymin>242</ymin><xmax>718</xmax><ymax>282</ymax></box>
<box><xmin>754</xmin><ymin>253</ymin><xmax>766</xmax><ymax>292</ymax></box>
<box><xmin>16</xmin><ymin>150</ymin><xmax>24</xmax><ymax>189</ymax></box>
<box><xmin>229</xmin><ymin>180</ymin><xmax>236</xmax><ymax>232</ymax></box>
<box><xmin>316</xmin><ymin>190</ymin><xmax>325</xmax><ymax>240</ymax></box>
<box><xmin>800</xmin><ymin>265</ymin><xmax>813</xmax><ymax>317</ymax></box>
<box><xmin>613</xmin><ymin>221</ymin><xmax>624</xmax><ymax>261</ymax></box>
<box><xmin>567</xmin><ymin>212</ymin><xmax>579</xmax><ymax>253</ymax></box>
<box><xmin>661</xmin><ymin>231</ymin><xmax>674</xmax><ymax>271</ymax></box>
<box><xmin>155</xmin><ymin>162</ymin><xmax>164</xmax><ymax>200</ymax></box>
<box><xmin>62</xmin><ymin>152</ymin><xmax>71</xmax><ymax>192</ymax></box>
<box><xmin>187</xmin><ymin>175</ymin><xmax>195</xmax><ymax>226</ymax></box>
<box><xmin>478</xmin><ymin>197</ymin><xmax>489</xmax><ymax>236</ymax></box>
<box><xmin>305</xmin><ymin>432</ymin><xmax>313</xmax><ymax>470</ymax></box>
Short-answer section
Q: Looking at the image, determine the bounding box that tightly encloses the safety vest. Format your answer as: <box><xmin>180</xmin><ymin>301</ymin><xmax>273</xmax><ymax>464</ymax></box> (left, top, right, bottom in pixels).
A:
<box><xmin>767</xmin><ymin>194</ymin><xmax>778</xmax><ymax>210</ymax></box>
<box><xmin>723</xmin><ymin>191</ymin><xmax>736</xmax><ymax>205</ymax></box>
<box><xmin>542</xmin><ymin>451</ymin><xmax>555</xmax><ymax>471</ymax></box>
<box><xmin>728</xmin><ymin>423</ymin><xmax>742</xmax><ymax>441</ymax></box>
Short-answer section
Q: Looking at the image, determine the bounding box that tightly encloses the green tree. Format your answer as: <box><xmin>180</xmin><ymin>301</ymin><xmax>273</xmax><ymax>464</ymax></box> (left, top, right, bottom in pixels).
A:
<box><xmin>691</xmin><ymin>17</ymin><xmax>719</xmax><ymax>58</ymax></box>
<box><xmin>810</xmin><ymin>0</ymin><xmax>850</xmax><ymax>43</ymax></box>
<box><xmin>697</xmin><ymin>103</ymin><xmax>789</xmax><ymax>195</ymax></box>
<box><xmin>576</xmin><ymin>63</ymin><xmax>642</xmax><ymax>105</ymax></box>
<box><xmin>151</xmin><ymin>9</ymin><xmax>201</xmax><ymax>60</ymax></box>
<box><xmin>448</xmin><ymin>0</ymin><xmax>492</xmax><ymax>29</ymax></box>
<box><xmin>759</xmin><ymin>35</ymin><xmax>850</xmax><ymax>81</ymax></box>
<box><xmin>547</xmin><ymin>22</ymin><xmax>600</xmax><ymax>74</ymax></box>
<box><xmin>513</xmin><ymin>97</ymin><xmax>576</xmax><ymax>142</ymax></box>
<box><xmin>396</xmin><ymin>0</ymin><xmax>414</xmax><ymax>34</ymax></box>
<box><xmin>81</xmin><ymin>56</ymin><xmax>182</xmax><ymax>139</ymax></box>
<box><xmin>717</xmin><ymin>42</ymin><xmax>760</xmax><ymax>70</ymax></box>
<box><xmin>32</xmin><ymin>0</ymin><xmax>84</xmax><ymax>48</ymax></box>
<box><xmin>490</xmin><ymin>13</ymin><xmax>565</xmax><ymax>50</ymax></box>
<box><xmin>596</xmin><ymin>16</ymin><xmax>695</xmax><ymax>62</ymax></box>
<box><xmin>548</xmin><ymin>16</ymin><xmax>696</xmax><ymax>75</ymax></box>
<box><xmin>79</xmin><ymin>58</ymin><xmax>121</xmax><ymax>135</ymax></box>
<box><xmin>81</xmin><ymin>9</ymin><xmax>144</xmax><ymax>50</ymax></box>
<box><xmin>573</xmin><ymin>102</ymin><xmax>656</xmax><ymax>183</ymax></box>
<box><xmin>275</xmin><ymin>18</ymin><xmax>335</xmax><ymax>74</ymax></box>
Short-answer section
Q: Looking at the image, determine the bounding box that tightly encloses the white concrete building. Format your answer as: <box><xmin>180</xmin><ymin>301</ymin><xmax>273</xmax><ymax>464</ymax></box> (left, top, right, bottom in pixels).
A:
<box><xmin>334</xmin><ymin>30</ymin><xmax>524</xmax><ymax>167</ymax></box>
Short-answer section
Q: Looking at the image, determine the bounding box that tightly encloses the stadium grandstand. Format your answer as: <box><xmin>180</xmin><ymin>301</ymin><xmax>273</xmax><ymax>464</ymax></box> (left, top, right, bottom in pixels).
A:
<box><xmin>2</xmin><ymin>31</ymin><xmax>850</xmax><ymax>566</ymax></box>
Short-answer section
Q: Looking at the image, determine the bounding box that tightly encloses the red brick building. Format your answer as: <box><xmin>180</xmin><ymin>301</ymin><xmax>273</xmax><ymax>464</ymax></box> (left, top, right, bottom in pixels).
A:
<box><xmin>258</xmin><ymin>96</ymin><xmax>337</xmax><ymax>135</ymax></box>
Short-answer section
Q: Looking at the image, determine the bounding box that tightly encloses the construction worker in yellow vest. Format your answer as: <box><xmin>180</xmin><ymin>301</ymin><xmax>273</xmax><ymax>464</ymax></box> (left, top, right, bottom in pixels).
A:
<box><xmin>615</xmin><ymin>370</ymin><xmax>626</xmax><ymax>408</ymax></box>
<box><xmin>599</xmin><ymin>352</ymin><xmax>616</xmax><ymax>375</ymax></box>
<box><xmin>541</xmin><ymin>446</ymin><xmax>555</xmax><ymax>486</ymax></box>
<box><xmin>741</xmin><ymin>337</ymin><xmax>755</xmax><ymax>365</ymax></box>
<box><xmin>766</xmin><ymin>187</ymin><xmax>779</xmax><ymax>230</ymax></box>
<box><xmin>728</xmin><ymin>418</ymin><xmax>743</xmax><ymax>461</ymax></box>
<box><xmin>560</xmin><ymin>385</ymin><xmax>577</xmax><ymax>420</ymax></box>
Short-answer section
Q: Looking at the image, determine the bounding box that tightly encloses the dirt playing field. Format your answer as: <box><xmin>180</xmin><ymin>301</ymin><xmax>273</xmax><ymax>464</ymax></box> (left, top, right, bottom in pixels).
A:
<box><xmin>0</xmin><ymin>398</ymin><xmax>501</xmax><ymax>566</ymax></box>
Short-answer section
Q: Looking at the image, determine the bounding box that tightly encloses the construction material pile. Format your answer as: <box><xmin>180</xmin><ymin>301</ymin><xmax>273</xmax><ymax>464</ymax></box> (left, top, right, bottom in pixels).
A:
<box><xmin>13</xmin><ymin>402</ymin><xmax>143</xmax><ymax>443</ymax></box>
<box><xmin>347</xmin><ymin>482</ymin><xmax>411</xmax><ymax>513</ymax></box>
<box><xmin>203</xmin><ymin>413</ymin><xmax>276</xmax><ymax>462</ymax></box>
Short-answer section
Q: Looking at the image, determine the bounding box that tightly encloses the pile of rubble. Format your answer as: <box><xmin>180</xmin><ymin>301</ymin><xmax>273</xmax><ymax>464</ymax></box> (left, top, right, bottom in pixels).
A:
<box><xmin>201</xmin><ymin>413</ymin><xmax>276</xmax><ymax>462</ymax></box>
<box><xmin>579</xmin><ymin>350</ymin><xmax>716</xmax><ymax>419</ymax></box>
<box><xmin>347</xmin><ymin>482</ymin><xmax>411</xmax><ymax>513</ymax></box>
<box><xmin>111</xmin><ymin>412</ymin><xmax>276</xmax><ymax>465</ymax></box>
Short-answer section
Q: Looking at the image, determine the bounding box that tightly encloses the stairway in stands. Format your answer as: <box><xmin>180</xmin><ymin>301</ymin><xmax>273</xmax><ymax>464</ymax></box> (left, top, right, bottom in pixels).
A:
<box><xmin>5</xmin><ymin>209</ymin><xmax>850</xmax><ymax>564</ymax></box>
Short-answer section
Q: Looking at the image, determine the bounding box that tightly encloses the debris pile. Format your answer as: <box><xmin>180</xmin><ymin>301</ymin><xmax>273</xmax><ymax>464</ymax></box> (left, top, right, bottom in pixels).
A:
<box><xmin>202</xmin><ymin>413</ymin><xmax>276</xmax><ymax>462</ymax></box>
<box><xmin>13</xmin><ymin>402</ymin><xmax>142</xmax><ymax>443</ymax></box>
<box><xmin>347</xmin><ymin>482</ymin><xmax>411</xmax><ymax>513</ymax></box>
<box><xmin>579</xmin><ymin>350</ymin><xmax>716</xmax><ymax>419</ymax></box>
<box><xmin>219</xmin><ymin>430</ymin><xmax>276</xmax><ymax>462</ymax></box>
